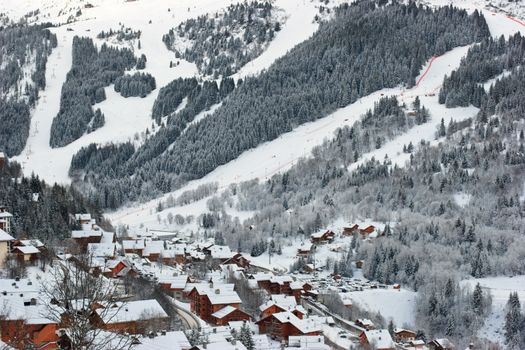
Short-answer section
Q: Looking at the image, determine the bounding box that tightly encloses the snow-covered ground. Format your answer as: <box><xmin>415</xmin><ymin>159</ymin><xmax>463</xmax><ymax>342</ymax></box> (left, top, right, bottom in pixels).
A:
<box><xmin>108</xmin><ymin>44</ymin><xmax>476</xmax><ymax>228</ymax></box>
<box><xmin>462</xmin><ymin>275</ymin><xmax>525</xmax><ymax>346</ymax></box>
<box><xmin>341</xmin><ymin>288</ymin><xmax>417</xmax><ymax>328</ymax></box>
<box><xmin>6</xmin><ymin>0</ymin><xmax>321</xmax><ymax>184</ymax></box>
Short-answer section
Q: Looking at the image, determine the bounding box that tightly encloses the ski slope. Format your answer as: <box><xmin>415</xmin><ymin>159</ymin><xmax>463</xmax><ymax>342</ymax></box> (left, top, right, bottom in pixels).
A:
<box><xmin>7</xmin><ymin>0</ymin><xmax>321</xmax><ymax>184</ymax></box>
<box><xmin>108</xmin><ymin>43</ymin><xmax>475</xmax><ymax>227</ymax></box>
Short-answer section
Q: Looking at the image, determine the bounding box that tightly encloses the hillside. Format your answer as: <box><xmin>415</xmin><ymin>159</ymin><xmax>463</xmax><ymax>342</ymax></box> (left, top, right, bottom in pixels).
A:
<box><xmin>0</xmin><ymin>0</ymin><xmax>524</xmax><ymax>348</ymax></box>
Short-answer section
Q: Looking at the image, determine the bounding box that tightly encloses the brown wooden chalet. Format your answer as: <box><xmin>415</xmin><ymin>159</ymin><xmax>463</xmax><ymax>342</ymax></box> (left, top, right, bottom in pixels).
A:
<box><xmin>222</xmin><ymin>253</ymin><xmax>250</xmax><ymax>269</ymax></box>
<box><xmin>310</xmin><ymin>230</ymin><xmax>335</xmax><ymax>244</ymax></box>
<box><xmin>256</xmin><ymin>311</ymin><xmax>320</xmax><ymax>341</ymax></box>
<box><xmin>187</xmin><ymin>283</ymin><xmax>243</xmax><ymax>324</ymax></box>
<box><xmin>343</xmin><ymin>224</ymin><xmax>360</xmax><ymax>236</ymax></box>
<box><xmin>394</xmin><ymin>328</ymin><xmax>416</xmax><ymax>343</ymax></box>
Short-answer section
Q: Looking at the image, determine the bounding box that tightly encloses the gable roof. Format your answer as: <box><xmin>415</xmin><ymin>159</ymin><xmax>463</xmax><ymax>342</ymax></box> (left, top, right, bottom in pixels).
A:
<box><xmin>13</xmin><ymin>245</ymin><xmax>40</xmax><ymax>254</ymax></box>
<box><xmin>270</xmin><ymin>312</ymin><xmax>320</xmax><ymax>334</ymax></box>
<box><xmin>190</xmin><ymin>283</ymin><xmax>241</xmax><ymax>305</ymax></box>
<box><xmin>0</xmin><ymin>228</ymin><xmax>14</xmax><ymax>241</ymax></box>
<box><xmin>211</xmin><ymin>305</ymin><xmax>237</xmax><ymax>319</ymax></box>
<box><xmin>362</xmin><ymin>329</ymin><xmax>395</xmax><ymax>349</ymax></box>
<box><xmin>17</xmin><ymin>239</ymin><xmax>44</xmax><ymax>248</ymax></box>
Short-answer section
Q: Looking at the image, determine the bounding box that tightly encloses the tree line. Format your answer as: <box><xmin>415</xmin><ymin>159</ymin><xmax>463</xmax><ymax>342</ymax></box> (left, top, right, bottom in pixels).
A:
<box><xmin>0</xmin><ymin>23</ymin><xmax>57</xmax><ymax>156</ymax></box>
<box><xmin>71</xmin><ymin>0</ymin><xmax>490</xmax><ymax>208</ymax></box>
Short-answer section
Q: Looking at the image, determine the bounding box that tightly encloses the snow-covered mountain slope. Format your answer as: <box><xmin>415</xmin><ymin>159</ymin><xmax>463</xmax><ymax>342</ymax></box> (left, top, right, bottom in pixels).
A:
<box><xmin>4</xmin><ymin>0</ymin><xmax>323</xmax><ymax>184</ymax></box>
<box><xmin>107</xmin><ymin>1</ymin><xmax>525</xmax><ymax>229</ymax></box>
<box><xmin>106</xmin><ymin>44</ymin><xmax>474</xmax><ymax>228</ymax></box>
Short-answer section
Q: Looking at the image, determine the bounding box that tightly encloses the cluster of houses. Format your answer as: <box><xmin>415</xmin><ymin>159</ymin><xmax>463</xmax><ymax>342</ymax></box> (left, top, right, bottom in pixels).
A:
<box><xmin>0</xmin><ymin>209</ymin><xmax>459</xmax><ymax>350</ymax></box>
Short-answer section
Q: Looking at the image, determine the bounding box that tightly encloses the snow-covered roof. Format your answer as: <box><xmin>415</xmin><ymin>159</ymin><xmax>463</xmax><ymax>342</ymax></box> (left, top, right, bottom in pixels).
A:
<box><xmin>122</xmin><ymin>239</ymin><xmax>145</xmax><ymax>250</ymax></box>
<box><xmin>18</xmin><ymin>239</ymin><xmax>44</xmax><ymax>248</ymax></box>
<box><xmin>96</xmin><ymin>300</ymin><xmax>168</xmax><ymax>324</ymax></box>
<box><xmin>194</xmin><ymin>341</ymin><xmax>247</xmax><ymax>350</ymax></box>
<box><xmin>209</xmin><ymin>245</ymin><xmax>233</xmax><ymax>259</ymax></box>
<box><xmin>357</xmin><ymin>318</ymin><xmax>375</xmax><ymax>327</ymax></box>
<box><xmin>0</xmin><ymin>211</ymin><xmax>13</xmax><ymax>218</ymax></box>
<box><xmin>143</xmin><ymin>243</ymin><xmax>163</xmax><ymax>256</ymax></box>
<box><xmin>288</xmin><ymin>335</ymin><xmax>328</xmax><ymax>349</ymax></box>
<box><xmin>13</xmin><ymin>245</ymin><xmax>40</xmax><ymax>254</ymax></box>
<box><xmin>100</xmin><ymin>231</ymin><xmax>115</xmax><ymax>244</ymax></box>
<box><xmin>0</xmin><ymin>278</ymin><xmax>39</xmax><ymax>295</ymax></box>
<box><xmin>272</xmin><ymin>312</ymin><xmax>320</xmax><ymax>334</ymax></box>
<box><xmin>270</xmin><ymin>275</ymin><xmax>293</xmax><ymax>285</ymax></box>
<box><xmin>212</xmin><ymin>305</ymin><xmax>237</xmax><ymax>319</ymax></box>
<box><xmin>0</xmin><ymin>228</ymin><xmax>14</xmax><ymax>241</ymax></box>
<box><xmin>362</xmin><ymin>329</ymin><xmax>395</xmax><ymax>349</ymax></box>
<box><xmin>75</xmin><ymin>213</ymin><xmax>92</xmax><ymax>221</ymax></box>
<box><xmin>71</xmin><ymin>230</ymin><xmax>102</xmax><ymax>239</ymax></box>
<box><xmin>168</xmin><ymin>275</ymin><xmax>189</xmax><ymax>290</ymax></box>
<box><xmin>298</xmin><ymin>242</ymin><xmax>313</xmax><ymax>251</ymax></box>
<box><xmin>132</xmin><ymin>330</ymin><xmax>190</xmax><ymax>350</ymax></box>
<box><xmin>87</xmin><ymin>243</ymin><xmax>116</xmax><ymax>257</ymax></box>
<box><xmin>249</xmin><ymin>272</ymin><xmax>274</xmax><ymax>281</ymax></box>
<box><xmin>260</xmin><ymin>294</ymin><xmax>298</xmax><ymax>311</ymax></box>
<box><xmin>190</xmin><ymin>283</ymin><xmax>241</xmax><ymax>305</ymax></box>
<box><xmin>432</xmin><ymin>338</ymin><xmax>455</xmax><ymax>348</ymax></box>
<box><xmin>1</xmin><ymin>296</ymin><xmax>55</xmax><ymax>325</ymax></box>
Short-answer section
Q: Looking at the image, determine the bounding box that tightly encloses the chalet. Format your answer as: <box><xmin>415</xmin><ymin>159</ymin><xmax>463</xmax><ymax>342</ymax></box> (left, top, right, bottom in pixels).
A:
<box><xmin>102</xmin><ymin>259</ymin><xmax>128</xmax><ymax>278</ymax></box>
<box><xmin>268</xmin><ymin>275</ymin><xmax>294</xmax><ymax>295</ymax></box>
<box><xmin>0</xmin><ymin>297</ymin><xmax>60</xmax><ymax>349</ymax></box>
<box><xmin>359</xmin><ymin>329</ymin><xmax>395</xmax><ymax>350</ymax></box>
<box><xmin>248</xmin><ymin>272</ymin><xmax>274</xmax><ymax>290</ymax></box>
<box><xmin>356</xmin><ymin>260</ymin><xmax>364</xmax><ymax>269</ymax></box>
<box><xmin>303</xmin><ymin>264</ymin><xmax>315</xmax><ymax>274</ymax></box>
<box><xmin>161</xmin><ymin>244</ymin><xmax>186</xmax><ymax>265</ymax></box>
<box><xmin>360</xmin><ymin>225</ymin><xmax>376</xmax><ymax>237</ymax></box>
<box><xmin>356</xmin><ymin>318</ymin><xmax>376</xmax><ymax>330</ymax></box>
<box><xmin>122</xmin><ymin>239</ymin><xmax>146</xmax><ymax>256</ymax></box>
<box><xmin>92</xmin><ymin>300</ymin><xmax>169</xmax><ymax>334</ymax></box>
<box><xmin>310</xmin><ymin>230</ymin><xmax>335</xmax><ymax>244</ymax></box>
<box><xmin>211</xmin><ymin>306</ymin><xmax>251</xmax><ymax>326</ymax></box>
<box><xmin>187</xmin><ymin>283</ymin><xmax>243</xmax><ymax>324</ymax></box>
<box><xmin>74</xmin><ymin>213</ymin><xmax>92</xmax><ymax>226</ymax></box>
<box><xmin>222</xmin><ymin>253</ymin><xmax>250</xmax><ymax>269</ymax></box>
<box><xmin>259</xmin><ymin>295</ymin><xmax>307</xmax><ymax>321</ymax></box>
<box><xmin>428</xmin><ymin>338</ymin><xmax>455</xmax><ymax>350</ymax></box>
<box><xmin>209</xmin><ymin>245</ymin><xmax>234</xmax><ymax>264</ymax></box>
<box><xmin>0</xmin><ymin>229</ymin><xmax>14</xmax><ymax>268</ymax></box>
<box><xmin>142</xmin><ymin>241</ymin><xmax>164</xmax><ymax>262</ymax></box>
<box><xmin>343</xmin><ymin>224</ymin><xmax>360</xmax><ymax>236</ymax></box>
<box><xmin>296</xmin><ymin>242</ymin><xmax>313</xmax><ymax>257</ymax></box>
<box><xmin>87</xmin><ymin>242</ymin><xmax>117</xmax><ymax>259</ymax></box>
<box><xmin>256</xmin><ymin>311</ymin><xmax>320</xmax><ymax>341</ymax></box>
<box><xmin>394</xmin><ymin>328</ymin><xmax>417</xmax><ymax>343</ymax></box>
<box><xmin>71</xmin><ymin>230</ymin><xmax>102</xmax><ymax>251</ymax></box>
<box><xmin>159</xmin><ymin>275</ymin><xmax>191</xmax><ymax>299</ymax></box>
<box><xmin>12</xmin><ymin>245</ymin><xmax>40</xmax><ymax>264</ymax></box>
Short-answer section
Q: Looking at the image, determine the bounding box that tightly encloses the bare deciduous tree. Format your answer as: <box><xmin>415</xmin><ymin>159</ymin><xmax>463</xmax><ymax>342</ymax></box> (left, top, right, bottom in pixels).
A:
<box><xmin>40</xmin><ymin>255</ymin><xmax>132</xmax><ymax>350</ymax></box>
